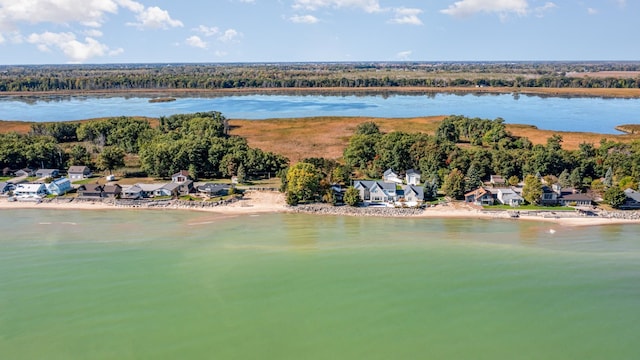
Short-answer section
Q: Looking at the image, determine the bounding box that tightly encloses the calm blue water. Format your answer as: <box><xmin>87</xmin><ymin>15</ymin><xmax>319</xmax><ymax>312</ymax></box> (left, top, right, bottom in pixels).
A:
<box><xmin>1</xmin><ymin>93</ymin><xmax>640</xmax><ymax>133</ymax></box>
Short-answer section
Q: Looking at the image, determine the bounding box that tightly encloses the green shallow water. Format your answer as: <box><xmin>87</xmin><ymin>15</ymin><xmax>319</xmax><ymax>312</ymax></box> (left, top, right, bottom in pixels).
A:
<box><xmin>1</xmin><ymin>209</ymin><xmax>639</xmax><ymax>359</ymax></box>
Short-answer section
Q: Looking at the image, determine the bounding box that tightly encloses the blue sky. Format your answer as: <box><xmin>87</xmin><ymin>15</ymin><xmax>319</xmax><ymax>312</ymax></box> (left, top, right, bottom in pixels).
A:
<box><xmin>0</xmin><ymin>0</ymin><xmax>637</xmax><ymax>64</ymax></box>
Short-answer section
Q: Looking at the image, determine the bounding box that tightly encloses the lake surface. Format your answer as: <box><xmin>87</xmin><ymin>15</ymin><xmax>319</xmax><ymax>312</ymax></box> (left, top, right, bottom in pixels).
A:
<box><xmin>2</xmin><ymin>209</ymin><xmax>639</xmax><ymax>359</ymax></box>
<box><xmin>2</xmin><ymin>93</ymin><xmax>640</xmax><ymax>133</ymax></box>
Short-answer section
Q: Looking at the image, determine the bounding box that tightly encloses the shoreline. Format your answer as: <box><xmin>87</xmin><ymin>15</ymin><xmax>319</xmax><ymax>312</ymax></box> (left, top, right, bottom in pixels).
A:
<box><xmin>2</xmin><ymin>86</ymin><xmax>640</xmax><ymax>99</ymax></box>
<box><xmin>3</xmin><ymin>192</ymin><xmax>640</xmax><ymax>227</ymax></box>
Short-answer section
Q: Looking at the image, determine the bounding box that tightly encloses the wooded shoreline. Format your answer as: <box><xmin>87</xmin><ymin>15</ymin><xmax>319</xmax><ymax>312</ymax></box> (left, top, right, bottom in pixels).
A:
<box><xmin>3</xmin><ymin>86</ymin><xmax>640</xmax><ymax>99</ymax></box>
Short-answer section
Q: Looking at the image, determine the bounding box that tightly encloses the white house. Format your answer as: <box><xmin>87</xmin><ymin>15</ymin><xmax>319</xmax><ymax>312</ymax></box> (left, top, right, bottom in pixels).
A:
<box><xmin>68</xmin><ymin>166</ymin><xmax>92</xmax><ymax>180</ymax></box>
<box><xmin>496</xmin><ymin>188</ymin><xmax>524</xmax><ymax>207</ymax></box>
<box><xmin>382</xmin><ymin>169</ymin><xmax>403</xmax><ymax>184</ymax></box>
<box><xmin>405</xmin><ymin>169</ymin><xmax>421</xmax><ymax>186</ymax></box>
<box><xmin>14</xmin><ymin>183</ymin><xmax>48</xmax><ymax>200</ymax></box>
<box><xmin>36</xmin><ymin>169</ymin><xmax>60</xmax><ymax>178</ymax></box>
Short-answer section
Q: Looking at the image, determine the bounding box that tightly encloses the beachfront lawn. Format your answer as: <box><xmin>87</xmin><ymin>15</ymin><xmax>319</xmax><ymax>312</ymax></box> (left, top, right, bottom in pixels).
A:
<box><xmin>483</xmin><ymin>204</ymin><xmax>575</xmax><ymax>211</ymax></box>
<box><xmin>72</xmin><ymin>176</ymin><xmax>99</xmax><ymax>185</ymax></box>
<box><xmin>0</xmin><ymin>176</ymin><xmax>11</xmax><ymax>182</ymax></box>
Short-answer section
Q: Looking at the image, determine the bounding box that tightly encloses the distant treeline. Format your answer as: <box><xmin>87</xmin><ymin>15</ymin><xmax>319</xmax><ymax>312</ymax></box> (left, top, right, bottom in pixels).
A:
<box><xmin>1</xmin><ymin>62</ymin><xmax>640</xmax><ymax>92</ymax></box>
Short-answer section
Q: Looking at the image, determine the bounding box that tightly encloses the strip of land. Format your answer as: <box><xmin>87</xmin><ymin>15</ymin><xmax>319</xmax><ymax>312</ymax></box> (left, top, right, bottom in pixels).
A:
<box><xmin>2</xmin><ymin>192</ymin><xmax>639</xmax><ymax>227</ymax></box>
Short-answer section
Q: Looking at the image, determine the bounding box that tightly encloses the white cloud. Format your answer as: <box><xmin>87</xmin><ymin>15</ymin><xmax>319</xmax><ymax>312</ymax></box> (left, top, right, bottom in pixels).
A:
<box><xmin>396</xmin><ymin>50</ymin><xmax>412</xmax><ymax>60</ymax></box>
<box><xmin>109</xmin><ymin>47</ymin><xmax>124</xmax><ymax>56</ymax></box>
<box><xmin>587</xmin><ymin>7</ymin><xmax>598</xmax><ymax>15</ymax></box>
<box><xmin>0</xmin><ymin>0</ymin><xmax>118</xmax><ymax>30</ymax></box>
<box><xmin>290</xmin><ymin>14</ymin><xmax>320</xmax><ymax>24</ymax></box>
<box><xmin>115</xmin><ymin>0</ymin><xmax>144</xmax><ymax>13</ymax></box>
<box><xmin>293</xmin><ymin>0</ymin><xmax>382</xmax><ymax>13</ymax></box>
<box><xmin>389</xmin><ymin>8</ymin><xmax>423</xmax><ymax>25</ymax></box>
<box><xmin>186</xmin><ymin>35</ymin><xmax>207</xmax><ymax>49</ymax></box>
<box><xmin>218</xmin><ymin>29</ymin><xmax>241</xmax><ymax>43</ymax></box>
<box><xmin>128</xmin><ymin>6</ymin><xmax>183</xmax><ymax>29</ymax></box>
<box><xmin>26</xmin><ymin>31</ymin><xmax>109</xmax><ymax>63</ymax></box>
<box><xmin>534</xmin><ymin>2</ymin><xmax>556</xmax><ymax>17</ymax></box>
<box><xmin>0</xmin><ymin>33</ymin><xmax>4</xmax><ymax>44</ymax></box>
<box><xmin>195</xmin><ymin>25</ymin><xmax>220</xmax><ymax>37</ymax></box>
<box><xmin>440</xmin><ymin>0</ymin><xmax>529</xmax><ymax>18</ymax></box>
<box><xmin>84</xmin><ymin>29</ymin><xmax>104</xmax><ymax>37</ymax></box>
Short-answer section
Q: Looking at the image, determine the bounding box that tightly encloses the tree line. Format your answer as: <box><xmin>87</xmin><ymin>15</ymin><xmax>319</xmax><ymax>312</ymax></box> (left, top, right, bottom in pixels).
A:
<box><xmin>2</xmin><ymin>62</ymin><xmax>639</xmax><ymax>92</ymax></box>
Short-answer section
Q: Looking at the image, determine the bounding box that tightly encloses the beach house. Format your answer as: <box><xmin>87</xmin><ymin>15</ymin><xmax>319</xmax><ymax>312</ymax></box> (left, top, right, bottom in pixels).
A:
<box><xmin>68</xmin><ymin>166</ymin><xmax>92</xmax><ymax>180</ymax></box>
<box><xmin>14</xmin><ymin>183</ymin><xmax>48</xmax><ymax>200</ymax></box>
<box><xmin>47</xmin><ymin>178</ymin><xmax>72</xmax><ymax>196</ymax></box>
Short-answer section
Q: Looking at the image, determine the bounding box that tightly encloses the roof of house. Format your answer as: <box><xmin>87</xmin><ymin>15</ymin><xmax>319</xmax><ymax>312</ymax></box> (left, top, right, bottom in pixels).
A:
<box><xmin>560</xmin><ymin>193</ymin><xmax>592</xmax><ymax>201</ymax></box>
<box><xmin>36</xmin><ymin>168</ymin><xmax>59</xmax><ymax>174</ymax></box>
<box><xmin>123</xmin><ymin>185</ymin><xmax>144</xmax><ymax>194</ymax></box>
<box><xmin>161</xmin><ymin>183</ymin><xmax>181</xmax><ymax>191</ymax></box>
<box><xmin>197</xmin><ymin>183</ymin><xmax>231</xmax><ymax>192</ymax></box>
<box><xmin>137</xmin><ymin>183</ymin><xmax>166</xmax><ymax>192</ymax></box>
<box><xmin>68</xmin><ymin>166</ymin><xmax>90</xmax><ymax>173</ymax></box>
<box><xmin>103</xmin><ymin>184</ymin><xmax>122</xmax><ymax>193</ymax></box>
<box><xmin>624</xmin><ymin>188</ymin><xmax>640</xmax><ymax>202</ymax></box>
<box><xmin>465</xmin><ymin>187</ymin><xmax>490</xmax><ymax>198</ymax></box>
<box><xmin>406</xmin><ymin>169</ymin><xmax>421</xmax><ymax>176</ymax></box>
<box><xmin>383</xmin><ymin>169</ymin><xmax>397</xmax><ymax>177</ymax></box>
<box><xmin>172</xmin><ymin>170</ymin><xmax>190</xmax><ymax>178</ymax></box>
<box><xmin>490</xmin><ymin>175</ymin><xmax>505</xmax><ymax>183</ymax></box>
<box><xmin>355</xmin><ymin>180</ymin><xmax>396</xmax><ymax>192</ymax></box>
<box><xmin>79</xmin><ymin>184</ymin><xmax>103</xmax><ymax>192</ymax></box>
<box><xmin>15</xmin><ymin>183</ymin><xmax>46</xmax><ymax>191</ymax></box>
<box><xmin>0</xmin><ymin>182</ymin><xmax>12</xmax><ymax>190</ymax></box>
<box><xmin>404</xmin><ymin>185</ymin><xmax>424</xmax><ymax>198</ymax></box>
<box><xmin>50</xmin><ymin>177</ymin><xmax>71</xmax><ymax>186</ymax></box>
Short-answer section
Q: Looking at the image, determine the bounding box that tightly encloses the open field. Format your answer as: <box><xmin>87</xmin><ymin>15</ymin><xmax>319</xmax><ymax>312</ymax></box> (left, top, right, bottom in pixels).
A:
<box><xmin>3</xmin><ymin>114</ymin><xmax>640</xmax><ymax>163</ymax></box>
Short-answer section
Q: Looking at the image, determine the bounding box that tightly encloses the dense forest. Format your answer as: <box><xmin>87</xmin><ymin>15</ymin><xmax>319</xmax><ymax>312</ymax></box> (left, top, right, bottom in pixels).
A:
<box><xmin>0</xmin><ymin>111</ymin><xmax>289</xmax><ymax>181</ymax></box>
<box><xmin>1</xmin><ymin>62</ymin><xmax>640</xmax><ymax>92</ymax></box>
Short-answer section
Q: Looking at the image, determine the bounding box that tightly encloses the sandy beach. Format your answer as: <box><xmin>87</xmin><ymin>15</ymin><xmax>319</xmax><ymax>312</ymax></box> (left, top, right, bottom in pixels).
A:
<box><xmin>3</xmin><ymin>190</ymin><xmax>640</xmax><ymax>227</ymax></box>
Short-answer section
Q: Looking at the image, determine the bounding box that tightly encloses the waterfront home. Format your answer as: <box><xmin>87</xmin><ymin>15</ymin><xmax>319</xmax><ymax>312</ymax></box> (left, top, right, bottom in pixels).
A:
<box><xmin>197</xmin><ymin>183</ymin><xmax>232</xmax><ymax>197</ymax></box>
<box><xmin>102</xmin><ymin>184</ymin><xmax>122</xmax><ymax>198</ymax></box>
<box><xmin>68</xmin><ymin>166</ymin><xmax>92</xmax><ymax>180</ymax></box>
<box><xmin>621</xmin><ymin>189</ymin><xmax>640</xmax><ymax>209</ymax></box>
<box><xmin>353</xmin><ymin>180</ymin><xmax>398</xmax><ymax>203</ymax></box>
<box><xmin>47</xmin><ymin>177</ymin><xmax>72</xmax><ymax>196</ymax></box>
<box><xmin>15</xmin><ymin>168</ymin><xmax>35</xmax><ymax>177</ymax></box>
<box><xmin>540</xmin><ymin>185</ymin><xmax>559</xmax><ymax>206</ymax></box>
<box><xmin>465</xmin><ymin>187</ymin><xmax>495</xmax><ymax>206</ymax></box>
<box><xmin>402</xmin><ymin>185</ymin><xmax>424</xmax><ymax>204</ymax></box>
<box><xmin>14</xmin><ymin>183</ymin><xmax>47</xmax><ymax>200</ymax></box>
<box><xmin>0</xmin><ymin>182</ymin><xmax>15</xmax><ymax>195</ymax></box>
<box><xmin>496</xmin><ymin>188</ymin><xmax>524</xmax><ymax>207</ymax></box>
<box><xmin>557</xmin><ymin>192</ymin><xmax>593</xmax><ymax>207</ymax></box>
<box><xmin>36</xmin><ymin>169</ymin><xmax>59</xmax><ymax>178</ymax></box>
<box><xmin>77</xmin><ymin>184</ymin><xmax>104</xmax><ymax>198</ymax></box>
<box><xmin>171</xmin><ymin>170</ymin><xmax>194</xmax><ymax>195</ymax></box>
<box><xmin>172</xmin><ymin>170</ymin><xmax>190</xmax><ymax>183</ymax></box>
<box><xmin>121</xmin><ymin>185</ymin><xmax>145</xmax><ymax>200</ymax></box>
<box><xmin>405</xmin><ymin>169</ymin><xmax>421</xmax><ymax>186</ymax></box>
<box><xmin>382</xmin><ymin>169</ymin><xmax>403</xmax><ymax>184</ymax></box>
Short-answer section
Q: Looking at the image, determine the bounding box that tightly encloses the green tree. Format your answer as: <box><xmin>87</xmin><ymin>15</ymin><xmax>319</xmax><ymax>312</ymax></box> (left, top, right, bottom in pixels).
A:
<box><xmin>442</xmin><ymin>168</ymin><xmax>465</xmax><ymax>199</ymax></box>
<box><xmin>604</xmin><ymin>187</ymin><xmax>626</xmax><ymax>209</ymax></box>
<box><xmin>435</xmin><ymin>117</ymin><xmax>460</xmax><ymax>143</ymax></box>
<box><xmin>97</xmin><ymin>146</ymin><xmax>125</xmax><ymax>174</ymax></box>
<box><xmin>423</xmin><ymin>177</ymin><xmax>439</xmax><ymax>201</ymax></box>
<box><xmin>522</xmin><ymin>174</ymin><xmax>543</xmax><ymax>205</ymax></box>
<box><xmin>465</xmin><ymin>163</ymin><xmax>483</xmax><ymax>192</ymax></box>
<box><xmin>508</xmin><ymin>175</ymin><xmax>520</xmax><ymax>186</ymax></box>
<box><xmin>236</xmin><ymin>163</ymin><xmax>246</xmax><ymax>184</ymax></box>
<box><xmin>286</xmin><ymin>162</ymin><xmax>321</xmax><ymax>203</ymax></box>
<box><xmin>354</xmin><ymin>121</ymin><xmax>380</xmax><ymax>136</ymax></box>
<box><xmin>343</xmin><ymin>187</ymin><xmax>361</xmax><ymax>207</ymax></box>
<box><xmin>617</xmin><ymin>175</ymin><xmax>637</xmax><ymax>190</ymax></box>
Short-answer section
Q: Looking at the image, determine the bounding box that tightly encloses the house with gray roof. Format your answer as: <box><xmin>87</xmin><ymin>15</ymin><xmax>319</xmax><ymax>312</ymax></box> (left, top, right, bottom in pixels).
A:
<box><xmin>497</xmin><ymin>188</ymin><xmax>524</xmax><ymax>207</ymax></box>
<box><xmin>14</xmin><ymin>183</ymin><xmax>48</xmax><ymax>200</ymax></box>
<box><xmin>197</xmin><ymin>183</ymin><xmax>232</xmax><ymax>197</ymax></box>
<box><xmin>353</xmin><ymin>180</ymin><xmax>398</xmax><ymax>204</ymax></box>
<box><xmin>36</xmin><ymin>169</ymin><xmax>59</xmax><ymax>179</ymax></box>
<box><xmin>621</xmin><ymin>188</ymin><xmax>640</xmax><ymax>209</ymax></box>
<box><xmin>402</xmin><ymin>185</ymin><xmax>424</xmax><ymax>204</ymax></box>
<box><xmin>68</xmin><ymin>166</ymin><xmax>92</xmax><ymax>180</ymax></box>
<box><xmin>382</xmin><ymin>169</ymin><xmax>403</xmax><ymax>184</ymax></box>
<box><xmin>0</xmin><ymin>182</ymin><xmax>15</xmax><ymax>195</ymax></box>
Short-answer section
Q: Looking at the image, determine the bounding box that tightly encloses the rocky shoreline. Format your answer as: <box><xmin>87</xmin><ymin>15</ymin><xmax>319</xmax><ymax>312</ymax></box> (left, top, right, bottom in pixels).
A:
<box><xmin>290</xmin><ymin>203</ymin><xmax>429</xmax><ymax>217</ymax></box>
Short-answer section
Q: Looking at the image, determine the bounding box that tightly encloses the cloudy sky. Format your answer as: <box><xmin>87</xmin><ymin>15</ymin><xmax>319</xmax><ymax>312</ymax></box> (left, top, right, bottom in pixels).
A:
<box><xmin>0</xmin><ymin>0</ymin><xmax>636</xmax><ymax>64</ymax></box>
